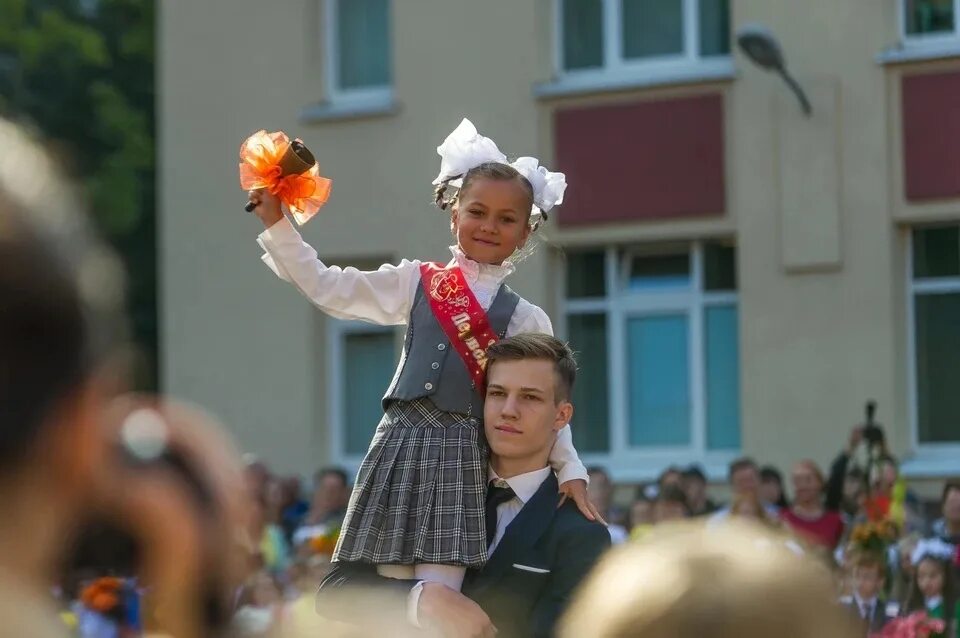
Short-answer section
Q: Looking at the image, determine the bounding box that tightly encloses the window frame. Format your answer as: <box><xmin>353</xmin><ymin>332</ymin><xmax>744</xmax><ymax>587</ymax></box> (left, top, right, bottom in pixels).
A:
<box><xmin>906</xmin><ymin>226</ymin><xmax>960</xmax><ymax>459</ymax></box>
<box><xmin>899</xmin><ymin>0</ymin><xmax>960</xmax><ymax>49</ymax></box>
<box><xmin>559</xmin><ymin>241</ymin><xmax>740</xmax><ymax>481</ymax></box>
<box><xmin>553</xmin><ymin>0</ymin><xmax>732</xmax><ymax>86</ymax></box>
<box><xmin>327</xmin><ymin>318</ymin><xmax>399</xmax><ymax>466</ymax></box>
<box><xmin>323</xmin><ymin>0</ymin><xmax>393</xmax><ymax>108</ymax></box>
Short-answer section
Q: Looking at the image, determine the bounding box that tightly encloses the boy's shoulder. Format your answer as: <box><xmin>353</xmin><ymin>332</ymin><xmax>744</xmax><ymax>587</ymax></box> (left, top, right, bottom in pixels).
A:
<box><xmin>554</xmin><ymin>501</ymin><xmax>613</xmax><ymax>541</ymax></box>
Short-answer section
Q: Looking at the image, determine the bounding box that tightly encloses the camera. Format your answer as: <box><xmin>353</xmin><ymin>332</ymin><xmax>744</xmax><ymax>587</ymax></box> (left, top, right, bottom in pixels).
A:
<box><xmin>862</xmin><ymin>400</ymin><xmax>885</xmax><ymax>448</ymax></box>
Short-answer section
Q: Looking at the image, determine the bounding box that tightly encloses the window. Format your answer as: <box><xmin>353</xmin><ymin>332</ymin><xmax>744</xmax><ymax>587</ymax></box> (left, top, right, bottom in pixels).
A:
<box><xmin>328</xmin><ymin>319</ymin><xmax>400</xmax><ymax>458</ymax></box>
<box><xmin>325</xmin><ymin>0</ymin><xmax>392</xmax><ymax>104</ymax></box>
<box><xmin>558</xmin><ymin>0</ymin><xmax>730</xmax><ymax>77</ymax></box>
<box><xmin>561</xmin><ymin>241</ymin><xmax>740</xmax><ymax>471</ymax></box>
<box><xmin>909</xmin><ymin>225</ymin><xmax>960</xmax><ymax>445</ymax></box>
<box><xmin>902</xmin><ymin>0</ymin><xmax>960</xmax><ymax>43</ymax></box>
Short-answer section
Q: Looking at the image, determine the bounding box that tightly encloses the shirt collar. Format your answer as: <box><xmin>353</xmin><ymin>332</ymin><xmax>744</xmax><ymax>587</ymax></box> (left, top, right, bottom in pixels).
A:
<box><xmin>853</xmin><ymin>594</ymin><xmax>877</xmax><ymax>609</ymax></box>
<box><xmin>489</xmin><ymin>466</ymin><xmax>551</xmax><ymax>504</ymax></box>
<box><xmin>926</xmin><ymin>596</ymin><xmax>944</xmax><ymax>610</ymax></box>
<box><xmin>448</xmin><ymin>245</ymin><xmax>516</xmax><ymax>284</ymax></box>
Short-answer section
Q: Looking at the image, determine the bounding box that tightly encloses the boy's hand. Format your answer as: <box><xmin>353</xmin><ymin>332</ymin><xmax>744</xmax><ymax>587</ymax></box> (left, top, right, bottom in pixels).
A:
<box><xmin>558</xmin><ymin>478</ymin><xmax>605</xmax><ymax>524</ymax></box>
<box><xmin>247</xmin><ymin>189</ymin><xmax>284</xmax><ymax>228</ymax></box>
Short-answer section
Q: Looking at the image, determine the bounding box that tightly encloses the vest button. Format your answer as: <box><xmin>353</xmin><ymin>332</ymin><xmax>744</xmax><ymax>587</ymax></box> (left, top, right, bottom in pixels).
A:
<box><xmin>431</xmin><ymin>362</ymin><xmax>440</xmax><ymax>370</ymax></box>
<box><xmin>437</xmin><ymin>343</ymin><xmax>446</xmax><ymax>351</ymax></box>
<box><xmin>424</xmin><ymin>382</ymin><xmax>434</xmax><ymax>391</ymax></box>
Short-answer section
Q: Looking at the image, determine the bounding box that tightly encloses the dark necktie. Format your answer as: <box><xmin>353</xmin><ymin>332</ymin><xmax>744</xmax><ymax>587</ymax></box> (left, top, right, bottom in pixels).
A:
<box><xmin>485</xmin><ymin>481</ymin><xmax>516</xmax><ymax>548</ymax></box>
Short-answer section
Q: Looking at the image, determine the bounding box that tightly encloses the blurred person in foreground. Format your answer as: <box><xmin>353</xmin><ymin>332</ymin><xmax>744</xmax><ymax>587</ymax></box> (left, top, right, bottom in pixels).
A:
<box><xmin>0</xmin><ymin>115</ymin><xmax>128</xmax><ymax>637</ymax></box>
<box><xmin>316</xmin><ymin>334</ymin><xmax>611</xmax><ymax>638</ymax></box>
<box><xmin>0</xmin><ymin>116</ymin><xmax>251</xmax><ymax>638</ymax></box>
<box><xmin>559</xmin><ymin>520</ymin><xmax>858</xmax><ymax>638</ymax></box>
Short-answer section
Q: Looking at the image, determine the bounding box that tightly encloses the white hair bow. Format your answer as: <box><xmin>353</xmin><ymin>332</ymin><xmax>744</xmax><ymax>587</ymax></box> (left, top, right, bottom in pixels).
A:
<box><xmin>432</xmin><ymin>118</ymin><xmax>568</xmax><ymax>221</ymax></box>
<box><xmin>432</xmin><ymin>118</ymin><xmax>506</xmax><ymax>186</ymax></box>
<box><xmin>510</xmin><ymin>156</ymin><xmax>567</xmax><ymax>215</ymax></box>
<box><xmin>910</xmin><ymin>537</ymin><xmax>955</xmax><ymax>566</ymax></box>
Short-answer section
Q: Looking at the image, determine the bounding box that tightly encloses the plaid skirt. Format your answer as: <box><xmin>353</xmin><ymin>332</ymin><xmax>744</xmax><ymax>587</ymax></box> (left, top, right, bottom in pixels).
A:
<box><xmin>332</xmin><ymin>398</ymin><xmax>490</xmax><ymax>568</ymax></box>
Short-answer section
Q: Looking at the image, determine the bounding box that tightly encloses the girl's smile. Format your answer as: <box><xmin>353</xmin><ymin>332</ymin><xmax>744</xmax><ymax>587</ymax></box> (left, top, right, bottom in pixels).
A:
<box><xmin>452</xmin><ymin>176</ymin><xmax>531</xmax><ymax>265</ymax></box>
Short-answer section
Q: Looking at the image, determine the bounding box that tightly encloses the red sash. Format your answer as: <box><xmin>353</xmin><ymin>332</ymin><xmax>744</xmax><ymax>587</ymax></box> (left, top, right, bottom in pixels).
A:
<box><xmin>419</xmin><ymin>262</ymin><xmax>500</xmax><ymax>392</ymax></box>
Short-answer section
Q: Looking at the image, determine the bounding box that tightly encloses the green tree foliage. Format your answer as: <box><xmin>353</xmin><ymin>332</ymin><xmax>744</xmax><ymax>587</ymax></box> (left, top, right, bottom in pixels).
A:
<box><xmin>0</xmin><ymin>0</ymin><xmax>158</xmax><ymax>388</ymax></box>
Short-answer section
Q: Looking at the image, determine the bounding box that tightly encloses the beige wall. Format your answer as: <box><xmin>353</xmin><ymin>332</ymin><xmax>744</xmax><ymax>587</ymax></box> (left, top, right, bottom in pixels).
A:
<box><xmin>161</xmin><ymin>0</ymin><xmax>953</xmax><ymax>481</ymax></box>
<box><xmin>728</xmin><ymin>0</ymin><xmax>903</xmax><ymax>474</ymax></box>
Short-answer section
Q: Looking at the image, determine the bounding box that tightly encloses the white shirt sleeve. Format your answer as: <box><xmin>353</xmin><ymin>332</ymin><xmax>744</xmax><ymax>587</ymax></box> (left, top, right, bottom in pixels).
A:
<box><xmin>256</xmin><ymin>217</ymin><xmax>417</xmax><ymax>325</ymax></box>
<box><xmin>506</xmin><ymin>299</ymin><xmax>554</xmax><ymax>337</ymax></box>
<box><xmin>550</xmin><ymin>423</ymin><xmax>589</xmax><ymax>484</ymax></box>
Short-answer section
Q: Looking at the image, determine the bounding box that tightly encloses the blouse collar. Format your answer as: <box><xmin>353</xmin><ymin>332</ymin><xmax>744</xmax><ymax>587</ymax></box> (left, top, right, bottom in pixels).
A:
<box><xmin>447</xmin><ymin>245</ymin><xmax>516</xmax><ymax>284</ymax></box>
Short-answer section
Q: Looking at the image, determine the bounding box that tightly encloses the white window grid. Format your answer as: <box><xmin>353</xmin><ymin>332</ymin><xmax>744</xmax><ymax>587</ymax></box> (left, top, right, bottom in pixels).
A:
<box><xmin>899</xmin><ymin>0</ymin><xmax>960</xmax><ymax>48</ymax></box>
<box><xmin>558</xmin><ymin>241</ymin><xmax>739</xmax><ymax>480</ymax></box>
<box><xmin>905</xmin><ymin>226</ymin><xmax>960</xmax><ymax>459</ymax></box>
<box><xmin>326</xmin><ymin>318</ymin><xmax>399</xmax><ymax>467</ymax></box>
<box><xmin>554</xmin><ymin>0</ymin><xmax>731</xmax><ymax>83</ymax></box>
<box><xmin>323</xmin><ymin>0</ymin><xmax>393</xmax><ymax>108</ymax></box>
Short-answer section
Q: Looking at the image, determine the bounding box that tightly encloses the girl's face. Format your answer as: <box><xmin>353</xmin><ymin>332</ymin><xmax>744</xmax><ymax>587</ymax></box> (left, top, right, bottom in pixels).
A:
<box><xmin>452</xmin><ymin>177</ymin><xmax>531</xmax><ymax>265</ymax></box>
<box><xmin>917</xmin><ymin>559</ymin><xmax>946</xmax><ymax>600</ymax></box>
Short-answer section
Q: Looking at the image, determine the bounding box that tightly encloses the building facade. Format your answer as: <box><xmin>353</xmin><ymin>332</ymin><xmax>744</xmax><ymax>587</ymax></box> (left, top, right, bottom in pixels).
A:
<box><xmin>160</xmin><ymin>0</ymin><xmax>960</xmax><ymax>485</ymax></box>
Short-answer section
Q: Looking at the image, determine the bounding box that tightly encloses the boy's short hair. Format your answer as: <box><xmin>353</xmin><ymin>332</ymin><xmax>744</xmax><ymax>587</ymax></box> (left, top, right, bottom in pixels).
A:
<box><xmin>485</xmin><ymin>333</ymin><xmax>577</xmax><ymax>402</ymax></box>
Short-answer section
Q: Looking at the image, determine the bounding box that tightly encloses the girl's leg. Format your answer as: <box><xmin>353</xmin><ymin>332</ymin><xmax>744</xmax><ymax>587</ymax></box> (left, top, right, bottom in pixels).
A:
<box><xmin>414</xmin><ymin>564</ymin><xmax>466</xmax><ymax>591</ymax></box>
<box><xmin>377</xmin><ymin>565</ymin><xmax>415</xmax><ymax>579</ymax></box>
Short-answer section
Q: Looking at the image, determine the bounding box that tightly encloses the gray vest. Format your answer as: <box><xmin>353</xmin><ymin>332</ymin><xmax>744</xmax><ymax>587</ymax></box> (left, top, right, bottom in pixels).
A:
<box><xmin>382</xmin><ymin>280</ymin><xmax>521</xmax><ymax>417</ymax></box>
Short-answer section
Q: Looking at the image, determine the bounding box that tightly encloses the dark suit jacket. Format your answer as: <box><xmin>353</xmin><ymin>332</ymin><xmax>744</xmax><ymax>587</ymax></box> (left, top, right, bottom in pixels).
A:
<box><xmin>316</xmin><ymin>472</ymin><xmax>611</xmax><ymax>638</ymax></box>
<box><xmin>841</xmin><ymin>598</ymin><xmax>898</xmax><ymax>636</ymax></box>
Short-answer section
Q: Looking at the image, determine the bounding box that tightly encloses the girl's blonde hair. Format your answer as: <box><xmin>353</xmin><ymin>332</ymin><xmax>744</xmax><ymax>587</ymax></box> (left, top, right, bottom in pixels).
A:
<box><xmin>559</xmin><ymin>520</ymin><xmax>857</xmax><ymax>638</ymax></box>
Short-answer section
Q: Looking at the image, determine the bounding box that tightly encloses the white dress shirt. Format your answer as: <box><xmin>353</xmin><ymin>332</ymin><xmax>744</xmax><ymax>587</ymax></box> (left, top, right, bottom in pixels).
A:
<box><xmin>853</xmin><ymin>594</ymin><xmax>877</xmax><ymax>620</ymax></box>
<box><xmin>256</xmin><ymin>217</ymin><xmax>587</xmax><ymax>484</ymax></box>
<box><xmin>486</xmin><ymin>466</ymin><xmax>553</xmax><ymax>556</ymax></box>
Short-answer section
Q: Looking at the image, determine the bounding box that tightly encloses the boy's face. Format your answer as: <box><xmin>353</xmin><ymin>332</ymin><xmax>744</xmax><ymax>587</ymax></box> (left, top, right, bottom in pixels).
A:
<box><xmin>853</xmin><ymin>564</ymin><xmax>884</xmax><ymax>600</ymax></box>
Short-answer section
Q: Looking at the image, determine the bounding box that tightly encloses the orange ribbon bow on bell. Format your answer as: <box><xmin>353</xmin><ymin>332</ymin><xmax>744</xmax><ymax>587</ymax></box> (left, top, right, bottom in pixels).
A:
<box><xmin>239</xmin><ymin>130</ymin><xmax>332</xmax><ymax>225</ymax></box>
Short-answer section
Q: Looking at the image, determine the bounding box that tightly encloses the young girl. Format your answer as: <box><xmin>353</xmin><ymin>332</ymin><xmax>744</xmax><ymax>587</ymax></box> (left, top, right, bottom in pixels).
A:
<box><xmin>247</xmin><ymin>119</ymin><xmax>593</xmax><ymax>590</ymax></box>
<box><xmin>904</xmin><ymin>538</ymin><xmax>960</xmax><ymax>637</ymax></box>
